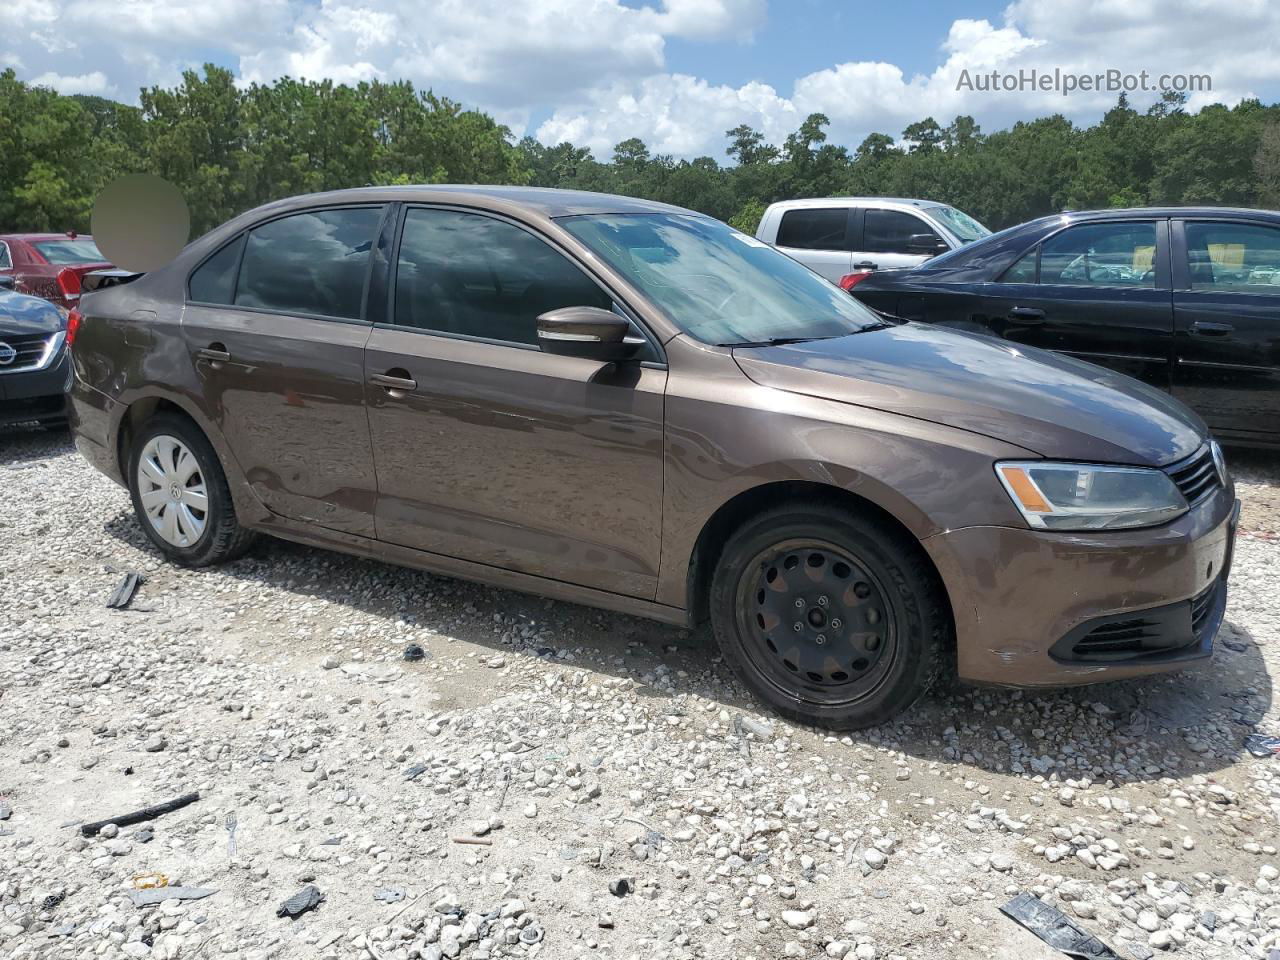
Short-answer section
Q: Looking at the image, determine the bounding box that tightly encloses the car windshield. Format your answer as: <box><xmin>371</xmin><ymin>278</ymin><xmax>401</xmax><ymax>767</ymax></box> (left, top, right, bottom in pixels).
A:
<box><xmin>559</xmin><ymin>213</ymin><xmax>884</xmax><ymax>345</ymax></box>
<box><xmin>33</xmin><ymin>238</ymin><xmax>105</xmax><ymax>264</ymax></box>
<box><xmin>927</xmin><ymin>205</ymin><xmax>990</xmax><ymax>243</ymax></box>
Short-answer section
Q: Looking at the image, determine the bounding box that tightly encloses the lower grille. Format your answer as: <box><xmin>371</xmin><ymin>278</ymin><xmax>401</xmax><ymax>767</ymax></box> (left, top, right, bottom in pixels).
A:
<box><xmin>1053</xmin><ymin>577</ymin><xmax>1225</xmax><ymax>664</ymax></box>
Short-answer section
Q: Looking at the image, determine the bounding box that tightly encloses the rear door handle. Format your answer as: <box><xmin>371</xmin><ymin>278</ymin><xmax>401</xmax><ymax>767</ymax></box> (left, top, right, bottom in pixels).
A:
<box><xmin>1191</xmin><ymin>320</ymin><xmax>1234</xmax><ymax>336</ymax></box>
<box><xmin>196</xmin><ymin>344</ymin><xmax>231</xmax><ymax>364</ymax></box>
<box><xmin>1008</xmin><ymin>307</ymin><xmax>1046</xmax><ymax>324</ymax></box>
<box><xmin>369</xmin><ymin>373</ymin><xmax>418</xmax><ymax>392</ymax></box>
<box><xmin>852</xmin><ymin>261</ymin><xmax>878</xmax><ymax>270</ymax></box>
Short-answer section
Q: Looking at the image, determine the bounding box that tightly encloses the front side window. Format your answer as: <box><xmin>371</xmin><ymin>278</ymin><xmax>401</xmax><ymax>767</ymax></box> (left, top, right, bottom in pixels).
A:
<box><xmin>394</xmin><ymin>208</ymin><xmax>613</xmax><ymax>345</ymax></box>
<box><xmin>776</xmin><ymin>208</ymin><xmax>849</xmax><ymax>251</ymax></box>
<box><xmin>33</xmin><ymin>238</ymin><xmax>104</xmax><ymax>264</ymax></box>
<box><xmin>863</xmin><ymin>209</ymin><xmax>933</xmax><ymax>254</ymax></box>
<box><xmin>1039</xmin><ymin>222</ymin><xmax>1157</xmax><ymax>287</ymax></box>
<box><xmin>560</xmin><ymin>213</ymin><xmax>884</xmax><ymax>346</ymax></box>
<box><xmin>235</xmin><ymin>206</ymin><xmax>384</xmax><ymax>320</ymax></box>
<box><xmin>1185</xmin><ymin>221</ymin><xmax>1280</xmax><ymax>294</ymax></box>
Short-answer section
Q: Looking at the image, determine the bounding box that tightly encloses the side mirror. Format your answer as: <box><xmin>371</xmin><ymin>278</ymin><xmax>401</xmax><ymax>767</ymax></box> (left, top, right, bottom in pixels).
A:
<box><xmin>907</xmin><ymin>233</ymin><xmax>948</xmax><ymax>254</ymax></box>
<box><xmin>536</xmin><ymin>306</ymin><xmax>644</xmax><ymax>361</ymax></box>
<box><xmin>0</xmin><ymin>275</ymin><xmax>14</xmax><ymax>290</ymax></box>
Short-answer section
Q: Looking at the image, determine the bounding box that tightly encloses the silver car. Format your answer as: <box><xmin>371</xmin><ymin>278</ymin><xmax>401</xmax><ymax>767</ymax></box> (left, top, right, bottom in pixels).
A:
<box><xmin>755</xmin><ymin>197</ymin><xmax>991</xmax><ymax>283</ymax></box>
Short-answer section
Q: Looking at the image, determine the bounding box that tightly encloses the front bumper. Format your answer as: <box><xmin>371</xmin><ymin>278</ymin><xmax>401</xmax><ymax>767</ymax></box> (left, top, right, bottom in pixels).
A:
<box><xmin>0</xmin><ymin>347</ymin><xmax>70</xmax><ymax>425</ymax></box>
<box><xmin>923</xmin><ymin>489</ymin><xmax>1239</xmax><ymax>687</ymax></box>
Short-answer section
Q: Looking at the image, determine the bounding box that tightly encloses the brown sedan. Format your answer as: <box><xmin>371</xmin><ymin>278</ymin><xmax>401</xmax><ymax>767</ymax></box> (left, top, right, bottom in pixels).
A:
<box><xmin>67</xmin><ymin>187</ymin><xmax>1240</xmax><ymax>729</ymax></box>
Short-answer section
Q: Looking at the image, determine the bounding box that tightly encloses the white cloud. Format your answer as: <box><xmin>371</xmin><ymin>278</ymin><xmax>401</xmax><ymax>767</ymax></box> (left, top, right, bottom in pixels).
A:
<box><xmin>5</xmin><ymin>0</ymin><xmax>1280</xmax><ymax>158</ymax></box>
<box><xmin>31</xmin><ymin>70</ymin><xmax>113</xmax><ymax>95</ymax></box>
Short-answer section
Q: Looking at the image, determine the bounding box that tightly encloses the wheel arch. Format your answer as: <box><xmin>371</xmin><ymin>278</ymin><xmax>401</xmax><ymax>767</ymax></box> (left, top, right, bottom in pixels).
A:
<box><xmin>113</xmin><ymin>390</ymin><xmax>268</xmax><ymax>525</ymax></box>
<box><xmin>683</xmin><ymin>480</ymin><xmax>954</xmax><ymax>638</ymax></box>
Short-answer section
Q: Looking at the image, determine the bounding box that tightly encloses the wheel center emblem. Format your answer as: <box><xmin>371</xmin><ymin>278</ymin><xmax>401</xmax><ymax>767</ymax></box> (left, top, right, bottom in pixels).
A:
<box><xmin>169</xmin><ymin>482</ymin><xmax>182</xmax><ymax>501</ymax></box>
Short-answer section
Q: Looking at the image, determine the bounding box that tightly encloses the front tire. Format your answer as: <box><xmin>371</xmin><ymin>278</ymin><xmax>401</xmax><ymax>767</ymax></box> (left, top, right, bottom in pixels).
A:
<box><xmin>128</xmin><ymin>413</ymin><xmax>256</xmax><ymax>566</ymax></box>
<box><xmin>709</xmin><ymin>503</ymin><xmax>948</xmax><ymax>730</ymax></box>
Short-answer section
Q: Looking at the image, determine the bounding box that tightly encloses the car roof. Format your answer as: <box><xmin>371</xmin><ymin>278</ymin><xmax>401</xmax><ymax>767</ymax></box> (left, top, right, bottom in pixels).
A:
<box><xmin>240</xmin><ymin>185</ymin><xmax>692</xmax><ymax>220</ymax></box>
<box><xmin>1040</xmin><ymin>206</ymin><xmax>1280</xmax><ymax>223</ymax></box>
<box><xmin>765</xmin><ymin>197</ymin><xmax>951</xmax><ymax>212</ymax></box>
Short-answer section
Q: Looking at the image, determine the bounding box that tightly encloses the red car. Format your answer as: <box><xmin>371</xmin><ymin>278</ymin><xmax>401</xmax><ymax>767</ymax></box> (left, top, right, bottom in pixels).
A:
<box><xmin>0</xmin><ymin>232</ymin><xmax>113</xmax><ymax>311</ymax></box>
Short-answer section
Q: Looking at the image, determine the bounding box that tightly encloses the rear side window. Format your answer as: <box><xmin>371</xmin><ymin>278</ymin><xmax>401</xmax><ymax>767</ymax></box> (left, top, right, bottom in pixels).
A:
<box><xmin>188</xmin><ymin>234</ymin><xmax>245</xmax><ymax>304</ymax></box>
<box><xmin>235</xmin><ymin>206</ymin><xmax>384</xmax><ymax>319</ymax></box>
<box><xmin>0</xmin><ymin>243</ymin><xmax>11</xmax><ymax>269</ymax></box>
<box><xmin>1039</xmin><ymin>222</ymin><xmax>1156</xmax><ymax>287</ymax></box>
<box><xmin>863</xmin><ymin>209</ymin><xmax>932</xmax><ymax>254</ymax></box>
<box><xmin>1185</xmin><ymin>221</ymin><xmax>1280</xmax><ymax>293</ymax></box>
<box><xmin>394</xmin><ymin>208</ymin><xmax>613</xmax><ymax>345</ymax></box>
<box><xmin>1000</xmin><ymin>247</ymin><xmax>1038</xmax><ymax>282</ymax></box>
<box><xmin>776</xmin><ymin>208</ymin><xmax>849</xmax><ymax>251</ymax></box>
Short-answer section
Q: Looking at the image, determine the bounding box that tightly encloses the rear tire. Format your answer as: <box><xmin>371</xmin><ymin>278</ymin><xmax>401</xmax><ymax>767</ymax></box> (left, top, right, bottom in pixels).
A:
<box><xmin>709</xmin><ymin>503</ymin><xmax>948</xmax><ymax>730</ymax></box>
<box><xmin>127</xmin><ymin>413</ymin><xmax>256</xmax><ymax>567</ymax></box>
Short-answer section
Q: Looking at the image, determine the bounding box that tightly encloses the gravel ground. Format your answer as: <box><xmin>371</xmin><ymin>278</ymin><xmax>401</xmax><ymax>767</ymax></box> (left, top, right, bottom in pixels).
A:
<box><xmin>2</xmin><ymin>425</ymin><xmax>1279</xmax><ymax>960</ymax></box>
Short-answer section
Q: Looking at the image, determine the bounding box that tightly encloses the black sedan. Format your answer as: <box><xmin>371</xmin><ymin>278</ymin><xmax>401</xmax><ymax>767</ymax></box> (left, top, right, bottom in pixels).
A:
<box><xmin>850</xmin><ymin>207</ymin><xmax>1280</xmax><ymax>448</ymax></box>
<box><xmin>0</xmin><ymin>276</ymin><xmax>70</xmax><ymax>426</ymax></box>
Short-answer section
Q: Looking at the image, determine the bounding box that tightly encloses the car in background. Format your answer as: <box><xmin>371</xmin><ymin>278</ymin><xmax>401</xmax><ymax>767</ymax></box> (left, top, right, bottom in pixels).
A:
<box><xmin>850</xmin><ymin>207</ymin><xmax>1280</xmax><ymax>449</ymax></box>
<box><xmin>754</xmin><ymin>197</ymin><xmax>991</xmax><ymax>283</ymax></box>
<box><xmin>0</xmin><ymin>232</ymin><xmax>113</xmax><ymax>311</ymax></box>
<box><xmin>0</xmin><ymin>275</ymin><xmax>70</xmax><ymax>426</ymax></box>
<box><xmin>68</xmin><ymin>186</ymin><xmax>1236</xmax><ymax>730</ymax></box>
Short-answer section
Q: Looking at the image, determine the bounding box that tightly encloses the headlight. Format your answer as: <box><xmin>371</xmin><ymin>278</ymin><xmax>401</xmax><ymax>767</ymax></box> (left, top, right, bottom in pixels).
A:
<box><xmin>996</xmin><ymin>461</ymin><xmax>1187</xmax><ymax>531</ymax></box>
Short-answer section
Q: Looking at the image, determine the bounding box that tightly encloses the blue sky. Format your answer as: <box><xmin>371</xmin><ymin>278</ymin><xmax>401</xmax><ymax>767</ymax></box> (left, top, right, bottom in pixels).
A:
<box><xmin>6</xmin><ymin>0</ymin><xmax>1278</xmax><ymax>159</ymax></box>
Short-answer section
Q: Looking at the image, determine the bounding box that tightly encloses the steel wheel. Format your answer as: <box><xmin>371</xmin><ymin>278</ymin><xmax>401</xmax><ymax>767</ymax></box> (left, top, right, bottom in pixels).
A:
<box><xmin>136</xmin><ymin>434</ymin><xmax>209</xmax><ymax>547</ymax></box>
<box><xmin>734</xmin><ymin>538</ymin><xmax>898</xmax><ymax>707</ymax></box>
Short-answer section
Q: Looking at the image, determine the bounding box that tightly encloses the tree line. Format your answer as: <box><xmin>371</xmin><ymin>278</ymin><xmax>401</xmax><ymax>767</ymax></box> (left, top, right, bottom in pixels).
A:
<box><xmin>4</xmin><ymin>65</ymin><xmax>1280</xmax><ymax>240</ymax></box>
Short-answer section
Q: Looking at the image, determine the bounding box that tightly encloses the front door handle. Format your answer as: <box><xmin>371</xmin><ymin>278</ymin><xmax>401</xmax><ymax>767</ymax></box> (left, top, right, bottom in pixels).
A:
<box><xmin>369</xmin><ymin>372</ymin><xmax>418</xmax><ymax>392</ymax></box>
<box><xmin>196</xmin><ymin>343</ymin><xmax>231</xmax><ymax>365</ymax></box>
<box><xmin>1008</xmin><ymin>306</ymin><xmax>1047</xmax><ymax>325</ymax></box>
<box><xmin>1191</xmin><ymin>320</ymin><xmax>1234</xmax><ymax>336</ymax></box>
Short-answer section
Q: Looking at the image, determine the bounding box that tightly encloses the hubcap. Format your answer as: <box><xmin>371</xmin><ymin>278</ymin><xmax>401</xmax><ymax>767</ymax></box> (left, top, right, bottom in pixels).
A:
<box><xmin>736</xmin><ymin>539</ymin><xmax>897</xmax><ymax>705</ymax></box>
<box><xmin>137</xmin><ymin>435</ymin><xmax>208</xmax><ymax>547</ymax></box>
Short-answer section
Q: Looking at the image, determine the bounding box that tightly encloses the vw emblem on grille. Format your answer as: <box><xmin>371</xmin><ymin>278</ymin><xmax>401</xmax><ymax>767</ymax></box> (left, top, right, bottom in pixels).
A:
<box><xmin>0</xmin><ymin>342</ymin><xmax>16</xmax><ymax>366</ymax></box>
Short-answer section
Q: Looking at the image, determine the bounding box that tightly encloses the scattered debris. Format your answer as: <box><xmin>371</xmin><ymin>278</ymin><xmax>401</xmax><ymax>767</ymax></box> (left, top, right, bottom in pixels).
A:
<box><xmin>519</xmin><ymin>923</ymin><xmax>545</xmax><ymax>945</ymax></box>
<box><xmin>132</xmin><ymin>873</ymin><xmax>170</xmax><ymax>890</ymax></box>
<box><xmin>135</xmin><ymin>827</ymin><xmax>154</xmax><ymax>844</ymax></box>
<box><xmin>225</xmin><ymin>811</ymin><xmax>238</xmax><ymax>856</ymax></box>
<box><xmin>609</xmin><ymin>877</ymin><xmax>631</xmax><ymax>897</ymax></box>
<box><xmin>41</xmin><ymin>892</ymin><xmax>65</xmax><ymax>911</ymax></box>
<box><xmin>105</xmin><ymin>572</ymin><xmax>144</xmax><ymax>609</ymax></box>
<box><xmin>0</xmin><ymin>798</ymin><xmax>11</xmax><ymax>820</ymax></box>
<box><xmin>276</xmin><ymin>884</ymin><xmax>324</xmax><ymax>919</ymax></box>
<box><xmin>373</xmin><ymin>888</ymin><xmax>406</xmax><ymax>903</ymax></box>
<box><xmin>127</xmin><ymin>886</ymin><xmax>217</xmax><ymax>908</ymax></box>
<box><xmin>402</xmin><ymin>643</ymin><xmax>427</xmax><ymax>661</ymax></box>
<box><xmin>451</xmin><ymin>836</ymin><xmax>493</xmax><ymax>846</ymax></box>
<box><xmin>1244</xmin><ymin>733</ymin><xmax>1280</xmax><ymax>757</ymax></box>
<box><xmin>1000</xmin><ymin>892</ymin><xmax>1122</xmax><ymax>960</ymax></box>
<box><xmin>403</xmin><ymin>763</ymin><xmax>429</xmax><ymax>781</ymax></box>
<box><xmin>733</xmin><ymin>714</ymin><xmax>775</xmax><ymax>740</ymax></box>
<box><xmin>80</xmin><ymin>792</ymin><xmax>200</xmax><ymax>837</ymax></box>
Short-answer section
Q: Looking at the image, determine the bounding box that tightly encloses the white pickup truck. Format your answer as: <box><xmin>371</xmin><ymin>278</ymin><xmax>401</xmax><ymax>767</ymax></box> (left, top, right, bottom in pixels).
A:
<box><xmin>755</xmin><ymin>197</ymin><xmax>991</xmax><ymax>283</ymax></box>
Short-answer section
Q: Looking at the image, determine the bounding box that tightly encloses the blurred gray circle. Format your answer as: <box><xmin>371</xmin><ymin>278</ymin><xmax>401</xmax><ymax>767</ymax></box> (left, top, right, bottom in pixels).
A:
<box><xmin>91</xmin><ymin>174</ymin><xmax>191</xmax><ymax>273</ymax></box>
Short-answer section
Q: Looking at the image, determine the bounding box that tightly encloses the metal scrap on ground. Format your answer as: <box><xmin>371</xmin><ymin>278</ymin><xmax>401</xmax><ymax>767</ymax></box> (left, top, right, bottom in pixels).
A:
<box><xmin>1000</xmin><ymin>893</ymin><xmax>1123</xmax><ymax>960</ymax></box>
<box><xmin>105</xmin><ymin>572</ymin><xmax>144</xmax><ymax>609</ymax></box>
<box><xmin>80</xmin><ymin>792</ymin><xmax>200</xmax><ymax>837</ymax></box>
<box><xmin>127</xmin><ymin>887</ymin><xmax>217</xmax><ymax>908</ymax></box>
<box><xmin>277</xmin><ymin>884</ymin><xmax>324</xmax><ymax>919</ymax></box>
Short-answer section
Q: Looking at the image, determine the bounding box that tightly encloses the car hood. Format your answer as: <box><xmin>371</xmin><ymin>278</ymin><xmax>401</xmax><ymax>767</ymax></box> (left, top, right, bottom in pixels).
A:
<box><xmin>0</xmin><ymin>289</ymin><xmax>64</xmax><ymax>335</ymax></box>
<box><xmin>733</xmin><ymin>322</ymin><xmax>1205</xmax><ymax>466</ymax></box>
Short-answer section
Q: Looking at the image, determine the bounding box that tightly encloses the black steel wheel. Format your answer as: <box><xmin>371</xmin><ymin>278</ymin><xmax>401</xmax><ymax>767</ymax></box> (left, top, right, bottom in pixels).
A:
<box><xmin>710</xmin><ymin>502</ymin><xmax>949</xmax><ymax>729</ymax></box>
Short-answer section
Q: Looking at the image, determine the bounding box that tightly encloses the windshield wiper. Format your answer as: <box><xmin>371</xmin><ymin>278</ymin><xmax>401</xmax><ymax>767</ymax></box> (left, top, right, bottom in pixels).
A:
<box><xmin>719</xmin><ymin>335</ymin><xmax>839</xmax><ymax>348</ymax></box>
